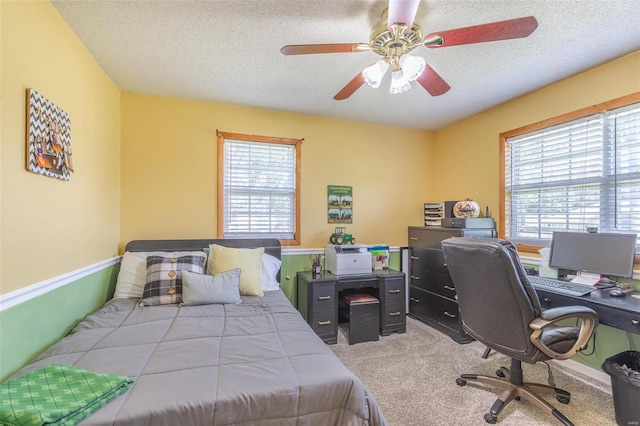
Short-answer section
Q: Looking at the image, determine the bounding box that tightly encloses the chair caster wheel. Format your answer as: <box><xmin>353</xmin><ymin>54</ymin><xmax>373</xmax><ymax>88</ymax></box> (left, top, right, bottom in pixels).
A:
<box><xmin>456</xmin><ymin>378</ymin><xmax>467</xmax><ymax>386</ymax></box>
<box><xmin>496</xmin><ymin>369</ymin><xmax>505</xmax><ymax>378</ymax></box>
<box><xmin>484</xmin><ymin>413</ymin><xmax>497</xmax><ymax>424</ymax></box>
<box><xmin>556</xmin><ymin>395</ymin><xmax>570</xmax><ymax>404</ymax></box>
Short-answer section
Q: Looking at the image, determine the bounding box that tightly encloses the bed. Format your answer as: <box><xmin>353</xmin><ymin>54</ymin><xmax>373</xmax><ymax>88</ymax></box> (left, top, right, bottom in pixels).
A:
<box><xmin>7</xmin><ymin>239</ymin><xmax>387</xmax><ymax>425</ymax></box>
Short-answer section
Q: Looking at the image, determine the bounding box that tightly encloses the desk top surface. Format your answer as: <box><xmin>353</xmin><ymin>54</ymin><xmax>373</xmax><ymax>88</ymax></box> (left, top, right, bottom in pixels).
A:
<box><xmin>298</xmin><ymin>269</ymin><xmax>404</xmax><ymax>281</ymax></box>
<box><xmin>572</xmin><ymin>288</ymin><xmax>640</xmax><ymax>312</ymax></box>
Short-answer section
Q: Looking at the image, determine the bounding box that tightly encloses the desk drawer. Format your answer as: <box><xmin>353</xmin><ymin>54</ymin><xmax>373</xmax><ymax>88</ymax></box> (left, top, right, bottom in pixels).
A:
<box><xmin>312</xmin><ymin>284</ymin><xmax>336</xmax><ymax>312</ymax></box>
<box><xmin>423</xmin><ymin>292</ymin><xmax>461</xmax><ymax>333</ymax></box>
<box><xmin>383</xmin><ymin>278</ymin><xmax>405</xmax><ymax>305</ymax></box>
<box><xmin>425</xmin><ymin>272</ymin><xmax>457</xmax><ymax>299</ymax></box>
<box><xmin>409</xmin><ymin>286</ymin><xmax>471</xmax><ymax>343</ymax></box>
<box><xmin>410</xmin><ymin>287</ymin><xmax>459</xmax><ymax>331</ymax></box>
<box><xmin>410</xmin><ymin>247</ymin><xmax>448</xmax><ymax>275</ymax></box>
<box><xmin>337</xmin><ymin>277</ymin><xmax>377</xmax><ymax>291</ymax></box>
<box><xmin>409</xmin><ymin>228</ymin><xmax>459</xmax><ymax>248</ymax></box>
<box><xmin>311</xmin><ymin>309</ymin><xmax>337</xmax><ymax>336</ymax></box>
<box><xmin>409</xmin><ymin>286</ymin><xmax>456</xmax><ymax>323</ymax></box>
<box><xmin>410</xmin><ymin>271</ymin><xmax>456</xmax><ymax>299</ymax></box>
<box><xmin>537</xmin><ymin>290</ymin><xmax>640</xmax><ymax>334</ymax></box>
<box><xmin>383</xmin><ymin>303</ymin><xmax>405</xmax><ymax>324</ymax></box>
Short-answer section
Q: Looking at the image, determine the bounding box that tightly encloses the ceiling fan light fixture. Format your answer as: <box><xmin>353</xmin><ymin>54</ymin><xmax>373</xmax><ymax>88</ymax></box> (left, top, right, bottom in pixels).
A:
<box><xmin>389</xmin><ymin>69</ymin><xmax>411</xmax><ymax>95</ymax></box>
<box><xmin>362</xmin><ymin>60</ymin><xmax>389</xmax><ymax>88</ymax></box>
<box><xmin>399</xmin><ymin>54</ymin><xmax>426</xmax><ymax>82</ymax></box>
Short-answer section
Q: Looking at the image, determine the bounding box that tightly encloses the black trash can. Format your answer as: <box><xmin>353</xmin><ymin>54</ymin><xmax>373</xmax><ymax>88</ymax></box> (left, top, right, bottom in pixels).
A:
<box><xmin>602</xmin><ymin>351</ymin><xmax>640</xmax><ymax>426</ymax></box>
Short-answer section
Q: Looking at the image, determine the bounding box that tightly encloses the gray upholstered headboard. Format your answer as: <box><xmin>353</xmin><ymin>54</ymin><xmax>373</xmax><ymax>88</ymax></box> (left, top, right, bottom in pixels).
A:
<box><xmin>124</xmin><ymin>238</ymin><xmax>282</xmax><ymax>261</ymax></box>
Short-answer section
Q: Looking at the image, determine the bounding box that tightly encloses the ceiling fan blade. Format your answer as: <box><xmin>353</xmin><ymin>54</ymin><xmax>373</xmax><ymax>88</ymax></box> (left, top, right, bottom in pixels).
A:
<box><xmin>280</xmin><ymin>43</ymin><xmax>370</xmax><ymax>55</ymax></box>
<box><xmin>424</xmin><ymin>16</ymin><xmax>538</xmax><ymax>48</ymax></box>
<box><xmin>333</xmin><ymin>70</ymin><xmax>366</xmax><ymax>100</ymax></box>
<box><xmin>416</xmin><ymin>64</ymin><xmax>451</xmax><ymax>96</ymax></box>
<box><xmin>387</xmin><ymin>0</ymin><xmax>420</xmax><ymax>31</ymax></box>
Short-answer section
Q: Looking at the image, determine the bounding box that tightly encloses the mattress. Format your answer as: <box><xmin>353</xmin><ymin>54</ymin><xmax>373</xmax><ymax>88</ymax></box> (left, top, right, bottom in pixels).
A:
<box><xmin>12</xmin><ymin>290</ymin><xmax>387</xmax><ymax>425</ymax></box>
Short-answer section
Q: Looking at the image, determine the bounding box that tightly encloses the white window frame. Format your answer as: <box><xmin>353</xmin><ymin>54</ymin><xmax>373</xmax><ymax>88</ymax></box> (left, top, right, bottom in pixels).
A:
<box><xmin>217</xmin><ymin>131</ymin><xmax>301</xmax><ymax>245</ymax></box>
<box><xmin>500</xmin><ymin>92</ymin><xmax>640</xmax><ymax>251</ymax></box>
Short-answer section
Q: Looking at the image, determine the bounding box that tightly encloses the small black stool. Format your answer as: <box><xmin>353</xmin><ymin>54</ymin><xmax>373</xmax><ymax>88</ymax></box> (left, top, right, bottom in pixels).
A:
<box><xmin>339</xmin><ymin>293</ymin><xmax>380</xmax><ymax>345</ymax></box>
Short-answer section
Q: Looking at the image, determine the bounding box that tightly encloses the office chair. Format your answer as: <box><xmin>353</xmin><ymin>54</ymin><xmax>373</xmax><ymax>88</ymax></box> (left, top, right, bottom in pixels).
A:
<box><xmin>440</xmin><ymin>237</ymin><xmax>598</xmax><ymax>426</ymax></box>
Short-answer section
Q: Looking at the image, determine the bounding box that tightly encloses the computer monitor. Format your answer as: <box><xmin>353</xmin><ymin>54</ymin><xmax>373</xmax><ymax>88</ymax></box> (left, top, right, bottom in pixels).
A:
<box><xmin>549</xmin><ymin>231</ymin><xmax>637</xmax><ymax>278</ymax></box>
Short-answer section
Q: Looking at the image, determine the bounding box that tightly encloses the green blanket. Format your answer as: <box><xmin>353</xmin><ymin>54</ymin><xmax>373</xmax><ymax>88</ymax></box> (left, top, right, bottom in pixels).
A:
<box><xmin>0</xmin><ymin>363</ymin><xmax>133</xmax><ymax>426</ymax></box>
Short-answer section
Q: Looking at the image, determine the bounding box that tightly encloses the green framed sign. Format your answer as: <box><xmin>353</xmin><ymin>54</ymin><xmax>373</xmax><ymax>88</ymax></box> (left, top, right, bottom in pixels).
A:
<box><xmin>327</xmin><ymin>185</ymin><xmax>353</xmax><ymax>223</ymax></box>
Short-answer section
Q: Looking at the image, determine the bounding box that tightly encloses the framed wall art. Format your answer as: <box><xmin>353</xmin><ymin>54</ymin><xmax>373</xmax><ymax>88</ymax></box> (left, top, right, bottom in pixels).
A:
<box><xmin>26</xmin><ymin>88</ymin><xmax>73</xmax><ymax>180</ymax></box>
<box><xmin>327</xmin><ymin>185</ymin><xmax>353</xmax><ymax>224</ymax></box>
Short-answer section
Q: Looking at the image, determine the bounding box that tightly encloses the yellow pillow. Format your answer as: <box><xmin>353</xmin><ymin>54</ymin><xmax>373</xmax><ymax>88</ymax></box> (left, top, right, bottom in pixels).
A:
<box><xmin>211</xmin><ymin>244</ymin><xmax>265</xmax><ymax>297</ymax></box>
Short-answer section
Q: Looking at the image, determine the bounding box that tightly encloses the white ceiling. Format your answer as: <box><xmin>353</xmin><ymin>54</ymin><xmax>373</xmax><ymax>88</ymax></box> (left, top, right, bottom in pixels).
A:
<box><xmin>51</xmin><ymin>0</ymin><xmax>640</xmax><ymax>131</ymax></box>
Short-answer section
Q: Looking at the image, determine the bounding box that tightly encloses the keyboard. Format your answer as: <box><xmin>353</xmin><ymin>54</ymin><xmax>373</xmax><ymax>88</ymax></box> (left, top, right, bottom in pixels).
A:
<box><xmin>528</xmin><ymin>275</ymin><xmax>598</xmax><ymax>297</ymax></box>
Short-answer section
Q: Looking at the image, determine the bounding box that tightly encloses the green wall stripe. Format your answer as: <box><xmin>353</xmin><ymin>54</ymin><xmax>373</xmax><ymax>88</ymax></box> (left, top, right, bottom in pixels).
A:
<box><xmin>0</xmin><ymin>265</ymin><xmax>119</xmax><ymax>382</ymax></box>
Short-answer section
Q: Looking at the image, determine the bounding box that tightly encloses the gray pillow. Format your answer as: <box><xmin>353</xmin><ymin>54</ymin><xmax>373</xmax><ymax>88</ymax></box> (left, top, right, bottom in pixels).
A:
<box><xmin>180</xmin><ymin>269</ymin><xmax>242</xmax><ymax>305</ymax></box>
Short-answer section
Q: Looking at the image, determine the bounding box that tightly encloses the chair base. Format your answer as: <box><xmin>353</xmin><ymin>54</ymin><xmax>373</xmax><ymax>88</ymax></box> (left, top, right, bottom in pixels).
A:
<box><xmin>456</xmin><ymin>359</ymin><xmax>574</xmax><ymax>426</ymax></box>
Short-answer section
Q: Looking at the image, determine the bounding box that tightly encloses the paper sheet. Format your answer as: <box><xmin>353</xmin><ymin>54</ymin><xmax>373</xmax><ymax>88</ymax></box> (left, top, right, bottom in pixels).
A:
<box><xmin>570</xmin><ymin>271</ymin><xmax>600</xmax><ymax>286</ymax></box>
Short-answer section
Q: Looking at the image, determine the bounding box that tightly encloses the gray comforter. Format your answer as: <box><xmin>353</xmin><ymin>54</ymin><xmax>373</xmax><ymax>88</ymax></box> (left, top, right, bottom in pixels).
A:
<box><xmin>15</xmin><ymin>290</ymin><xmax>387</xmax><ymax>425</ymax></box>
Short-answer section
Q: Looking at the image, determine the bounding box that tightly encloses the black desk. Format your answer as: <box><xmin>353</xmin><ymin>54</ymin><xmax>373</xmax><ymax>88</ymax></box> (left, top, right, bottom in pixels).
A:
<box><xmin>296</xmin><ymin>270</ymin><xmax>406</xmax><ymax>344</ymax></box>
<box><xmin>534</xmin><ymin>287</ymin><xmax>640</xmax><ymax>334</ymax></box>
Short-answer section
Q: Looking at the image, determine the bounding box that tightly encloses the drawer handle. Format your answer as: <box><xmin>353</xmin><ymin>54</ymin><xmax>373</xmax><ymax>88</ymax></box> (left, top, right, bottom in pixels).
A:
<box><xmin>443</xmin><ymin>285</ymin><xmax>455</xmax><ymax>291</ymax></box>
<box><xmin>410</xmin><ymin>255</ymin><xmax>419</xmax><ymax>260</ymax></box>
<box><xmin>389</xmin><ymin>312</ymin><xmax>401</xmax><ymax>316</ymax></box>
<box><xmin>318</xmin><ymin>320</ymin><xmax>331</xmax><ymax>326</ymax></box>
<box><xmin>389</xmin><ymin>289</ymin><xmax>401</xmax><ymax>294</ymax></box>
<box><xmin>410</xmin><ymin>237</ymin><xmax>419</xmax><ymax>240</ymax></box>
<box><xmin>444</xmin><ymin>311</ymin><xmax>456</xmax><ymax>318</ymax></box>
<box><xmin>410</xmin><ymin>275</ymin><xmax>420</xmax><ymax>280</ymax></box>
<box><xmin>317</xmin><ymin>296</ymin><xmax>331</xmax><ymax>300</ymax></box>
<box><xmin>443</xmin><ymin>263</ymin><xmax>447</xmax><ymax>267</ymax></box>
<box><xmin>410</xmin><ymin>297</ymin><xmax>420</xmax><ymax>303</ymax></box>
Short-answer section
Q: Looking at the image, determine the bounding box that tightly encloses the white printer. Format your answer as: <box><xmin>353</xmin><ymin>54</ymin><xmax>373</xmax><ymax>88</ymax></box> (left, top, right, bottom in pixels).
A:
<box><xmin>324</xmin><ymin>244</ymin><xmax>372</xmax><ymax>275</ymax></box>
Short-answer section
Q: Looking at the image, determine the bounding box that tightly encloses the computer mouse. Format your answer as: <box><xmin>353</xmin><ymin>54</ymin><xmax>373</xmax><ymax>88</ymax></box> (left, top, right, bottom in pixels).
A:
<box><xmin>609</xmin><ymin>289</ymin><xmax>626</xmax><ymax>297</ymax></box>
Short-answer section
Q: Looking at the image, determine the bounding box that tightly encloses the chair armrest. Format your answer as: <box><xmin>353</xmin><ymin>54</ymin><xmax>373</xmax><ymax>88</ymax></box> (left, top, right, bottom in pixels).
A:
<box><xmin>529</xmin><ymin>306</ymin><xmax>598</xmax><ymax>360</ymax></box>
<box><xmin>531</xmin><ymin>306</ymin><xmax>598</xmax><ymax>327</ymax></box>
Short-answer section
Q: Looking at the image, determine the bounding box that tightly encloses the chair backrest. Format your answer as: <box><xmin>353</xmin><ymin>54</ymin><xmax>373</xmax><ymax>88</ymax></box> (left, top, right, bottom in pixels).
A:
<box><xmin>441</xmin><ymin>237</ymin><xmax>544</xmax><ymax>360</ymax></box>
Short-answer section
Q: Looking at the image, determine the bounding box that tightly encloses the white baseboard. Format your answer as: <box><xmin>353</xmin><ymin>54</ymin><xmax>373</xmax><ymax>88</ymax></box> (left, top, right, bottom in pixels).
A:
<box><xmin>282</xmin><ymin>246</ymin><xmax>402</xmax><ymax>255</ymax></box>
<box><xmin>553</xmin><ymin>358</ymin><xmax>611</xmax><ymax>389</ymax></box>
<box><xmin>0</xmin><ymin>257</ymin><xmax>121</xmax><ymax>312</ymax></box>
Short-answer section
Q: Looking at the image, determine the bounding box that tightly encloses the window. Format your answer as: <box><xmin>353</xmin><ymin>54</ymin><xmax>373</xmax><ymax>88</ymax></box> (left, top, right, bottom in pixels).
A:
<box><xmin>500</xmin><ymin>93</ymin><xmax>640</xmax><ymax>247</ymax></box>
<box><xmin>217</xmin><ymin>131</ymin><xmax>301</xmax><ymax>245</ymax></box>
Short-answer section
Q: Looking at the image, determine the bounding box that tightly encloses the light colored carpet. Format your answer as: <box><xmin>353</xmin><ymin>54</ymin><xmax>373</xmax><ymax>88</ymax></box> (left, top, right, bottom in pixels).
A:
<box><xmin>330</xmin><ymin>317</ymin><xmax>617</xmax><ymax>426</ymax></box>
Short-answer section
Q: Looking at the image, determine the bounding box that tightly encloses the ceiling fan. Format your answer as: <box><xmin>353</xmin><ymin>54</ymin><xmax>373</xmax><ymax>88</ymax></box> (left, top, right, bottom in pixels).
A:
<box><xmin>280</xmin><ymin>0</ymin><xmax>538</xmax><ymax>100</ymax></box>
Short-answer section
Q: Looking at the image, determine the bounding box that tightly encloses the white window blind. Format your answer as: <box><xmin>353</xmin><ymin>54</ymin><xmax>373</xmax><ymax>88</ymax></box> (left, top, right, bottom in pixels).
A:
<box><xmin>505</xmin><ymin>102</ymin><xmax>640</xmax><ymax>244</ymax></box>
<box><xmin>223</xmin><ymin>139</ymin><xmax>296</xmax><ymax>239</ymax></box>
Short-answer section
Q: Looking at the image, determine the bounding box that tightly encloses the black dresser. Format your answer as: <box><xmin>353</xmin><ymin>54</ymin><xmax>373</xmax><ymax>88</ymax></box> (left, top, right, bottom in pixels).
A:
<box><xmin>408</xmin><ymin>226</ymin><xmax>495</xmax><ymax>343</ymax></box>
<box><xmin>297</xmin><ymin>270</ymin><xmax>406</xmax><ymax>344</ymax></box>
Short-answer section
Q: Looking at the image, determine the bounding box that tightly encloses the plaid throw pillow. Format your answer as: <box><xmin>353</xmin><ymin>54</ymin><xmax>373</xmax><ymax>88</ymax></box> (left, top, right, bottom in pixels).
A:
<box><xmin>141</xmin><ymin>255</ymin><xmax>206</xmax><ymax>306</ymax></box>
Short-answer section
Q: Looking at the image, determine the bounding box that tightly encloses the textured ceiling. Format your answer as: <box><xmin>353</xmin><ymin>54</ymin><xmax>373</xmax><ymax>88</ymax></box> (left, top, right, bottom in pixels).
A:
<box><xmin>51</xmin><ymin>0</ymin><xmax>640</xmax><ymax>130</ymax></box>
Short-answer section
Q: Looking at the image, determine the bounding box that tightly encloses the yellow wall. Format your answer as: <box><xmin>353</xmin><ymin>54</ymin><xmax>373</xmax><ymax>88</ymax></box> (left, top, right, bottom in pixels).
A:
<box><xmin>120</xmin><ymin>94</ymin><xmax>435</xmax><ymax>249</ymax></box>
<box><xmin>433</xmin><ymin>52</ymin><xmax>640</xmax><ymax>229</ymax></box>
<box><xmin>1</xmin><ymin>1</ymin><xmax>121</xmax><ymax>295</ymax></box>
<box><xmin>3</xmin><ymin>0</ymin><xmax>638</xmax><ymax>296</ymax></box>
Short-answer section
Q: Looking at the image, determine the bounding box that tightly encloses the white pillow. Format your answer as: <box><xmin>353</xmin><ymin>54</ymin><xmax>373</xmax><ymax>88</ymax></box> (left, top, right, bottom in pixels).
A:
<box><xmin>114</xmin><ymin>251</ymin><xmax>207</xmax><ymax>299</ymax></box>
<box><xmin>261</xmin><ymin>253</ymin><xmax>281</xmax><ymax>292</ymax></box>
